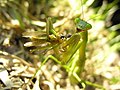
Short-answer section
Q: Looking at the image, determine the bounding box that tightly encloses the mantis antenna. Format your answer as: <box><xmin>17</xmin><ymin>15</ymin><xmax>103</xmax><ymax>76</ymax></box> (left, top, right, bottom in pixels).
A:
<box><xmin>81</xmin><ymin>0</ymin><xmax>84</xmax><ymax>19</ymax></box>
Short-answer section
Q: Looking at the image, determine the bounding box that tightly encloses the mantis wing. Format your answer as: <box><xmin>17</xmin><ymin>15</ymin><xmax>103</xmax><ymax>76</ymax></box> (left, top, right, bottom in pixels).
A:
<box><xmin>60</xmin><ymin>33</ymin><xmax>82</xmax><ymax>64</ymax></box>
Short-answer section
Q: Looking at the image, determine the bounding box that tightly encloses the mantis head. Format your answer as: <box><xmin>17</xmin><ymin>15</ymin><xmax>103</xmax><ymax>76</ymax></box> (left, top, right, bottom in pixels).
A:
<box><xmin>75</xmin><ymin>18</ymin><xmax>92</xmax><ymax>32</ymax></box>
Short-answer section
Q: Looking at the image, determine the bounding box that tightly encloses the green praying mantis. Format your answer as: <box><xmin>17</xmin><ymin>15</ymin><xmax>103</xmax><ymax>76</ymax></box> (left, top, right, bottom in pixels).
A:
<box><xmin>23</xmin><ymin>17</ymin><xmax>92</xmax><ymax>87</ymax></box>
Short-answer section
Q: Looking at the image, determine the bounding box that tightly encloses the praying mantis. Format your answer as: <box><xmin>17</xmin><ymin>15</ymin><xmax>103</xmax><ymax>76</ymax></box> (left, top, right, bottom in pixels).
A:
<box><xmin>23</xmin><ymin>0</ymin><xmax>106</xmax><ymax>88</ymax></box>
<box><xmin>22</xmin><ymin>0</ymin><xmax>94</xmax><ymax>88</ymax></box>
<box><xmin>23</xmin><ymin>17</ymin><xmax>92</xmax><ymax>87</ymax></box>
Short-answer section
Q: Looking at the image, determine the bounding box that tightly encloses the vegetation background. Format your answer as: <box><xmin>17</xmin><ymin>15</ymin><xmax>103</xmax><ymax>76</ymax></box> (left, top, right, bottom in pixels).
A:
<box><xmin>0</xmin><ymin>0</ymin><xmax>120</xmax><ymax>90</ymax></box>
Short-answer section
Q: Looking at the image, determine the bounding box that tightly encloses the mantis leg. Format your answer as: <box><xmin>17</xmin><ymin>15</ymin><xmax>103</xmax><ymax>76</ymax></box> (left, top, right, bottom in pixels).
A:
<box><xmin>26</xmin><ymin>53</ymin><xmax>83</xmax><ymax>86</ymax></box>
<box><xmin>28</xmin><ymin>55</ymin><xmax>61</xmax><ymax>82</ymax></box>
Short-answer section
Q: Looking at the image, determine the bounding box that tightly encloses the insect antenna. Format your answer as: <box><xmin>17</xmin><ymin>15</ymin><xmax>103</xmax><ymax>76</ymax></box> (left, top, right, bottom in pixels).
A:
<box><xmin>81</xmin><ymin>0</ymin><xmax>84</xmax><ymax>20</ymax></box>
